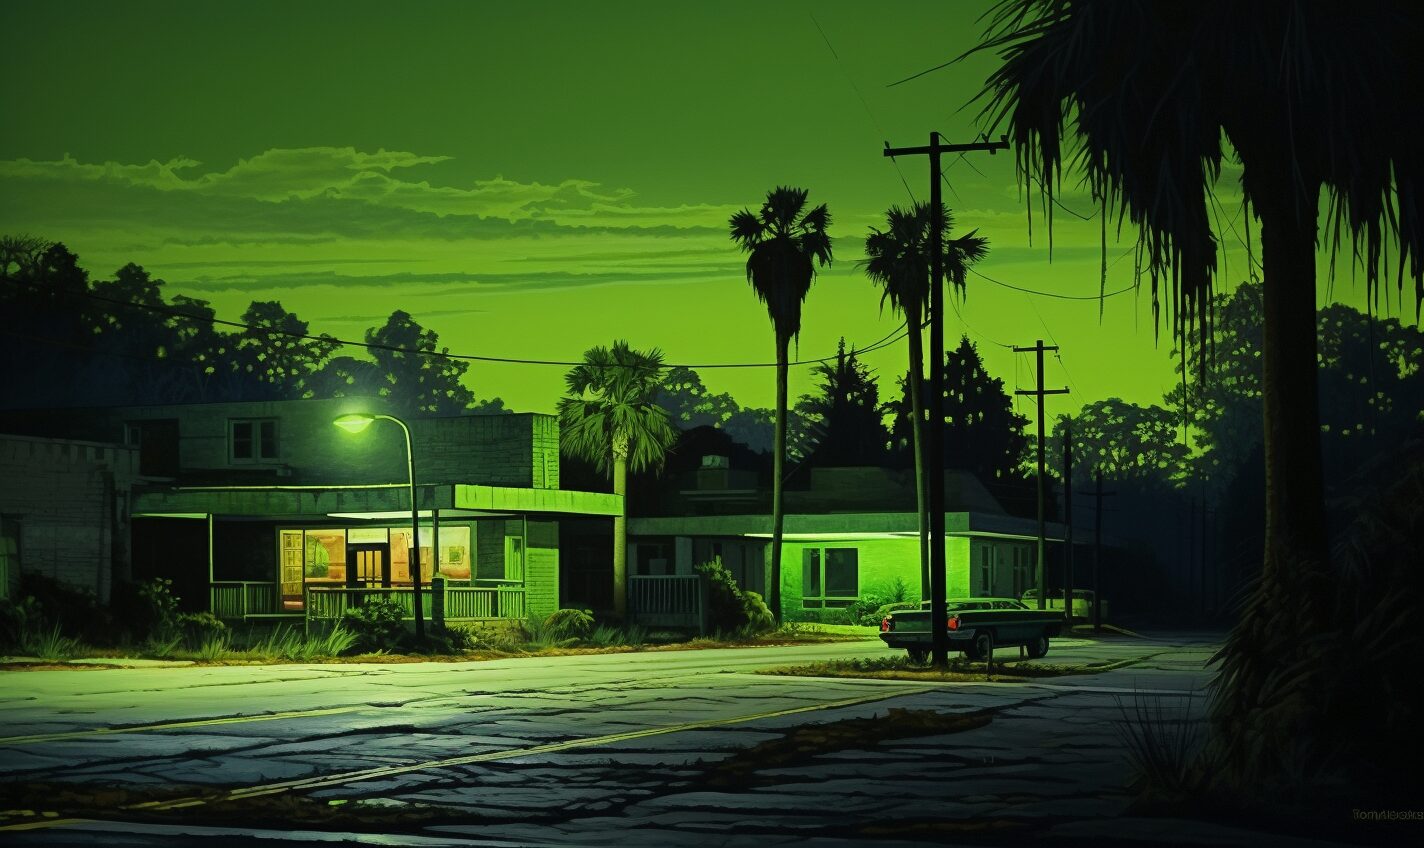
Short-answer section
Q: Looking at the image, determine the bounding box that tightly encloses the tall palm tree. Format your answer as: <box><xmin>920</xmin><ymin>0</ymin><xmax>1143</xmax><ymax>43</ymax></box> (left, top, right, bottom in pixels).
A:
<box><xmin>865</xmin><ymin>202</ymin><xmax>988</xmax><ymax>601</ymax></box>
<box><xmin>729</xmin><ymin>186</ymin><xmax>833</xmax><ymax>621</ymax></box>
<box><xmin>558</xmin><ymin>341</ymin><xmax>678</xmax><ymax>620</ymax></box>
<box><xmin>969</xmin><ymin>0</ymin><xmax>1423</xmax><ymax>794</ymax></box>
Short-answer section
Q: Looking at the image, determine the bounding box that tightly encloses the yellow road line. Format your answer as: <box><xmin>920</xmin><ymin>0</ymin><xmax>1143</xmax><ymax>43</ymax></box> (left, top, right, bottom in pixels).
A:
<box><xmin>0</xmin><ymin>817</ymin><xmax>91</xmax><ymax>831</ymax></box>
<box><xmin>0</xmin><ymin>683</ymin><xmax>932</xmax><ymax>831</ymax></box>
<box><xmin>0</xmin><ymin>706</ymin><xmax>368</xmax><ymax>746</ymax></box>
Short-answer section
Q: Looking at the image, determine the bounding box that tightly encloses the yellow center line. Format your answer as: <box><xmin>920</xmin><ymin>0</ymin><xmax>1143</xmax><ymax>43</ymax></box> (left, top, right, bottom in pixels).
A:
<box><xmin>0</xmin><ymin>706</ymin><xmax>369</xmax><ymax>746</ymax></box>
<box><xmin>0</xmin><ymin>683</ymin><xmax>933</xmax><ymax>831</ymax></box>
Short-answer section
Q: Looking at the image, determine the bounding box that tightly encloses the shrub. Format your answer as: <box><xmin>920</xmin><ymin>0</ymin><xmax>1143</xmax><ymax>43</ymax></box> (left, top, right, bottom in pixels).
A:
<box><xmin>341</xmin><ymin>597</ymin><xmax>406</xmax><ymax>652</ymax></box>
<box><xmin>545</xmin><ymin>608</ymin><xmax>595</xmax><ymax>640</ymax></box>
<box><xmin>110</xmin><ymin>578</ymin><xmax>180</xmax><ymax>643</ymax></box>
<box><xmin>193</xmin><ymin>631</ymin><xmax>232</xmax><ymax>662</ymax></box>
<box><xmin>848</xmin><ymin>578</ymin><xmax>917</xmax><ymax>626</ymax></box>
<box><xmin>177</xmin><ymin>612</ymin><xmax>227</xmax><ymax>650</ymax></box>
<box><xmin>586</xmin><ymin>623</ymin><xmax>648</xmax><ymax>648</ymax></box>
<box><xmin>0</xmin><ymin>596</ymin><xmax>42</xmax><ymax>651</ymax></box>
<box><xmin>23</xmin><ymin>623</ymin><xmax>81</xmax><ymax>661</ymax></box>
<box><xmin>17</xmin><ymin>573</ymin><xmax>112</xmax><ymax>644</ymax></box>
<box><xmin>695</xmin><ymin>557</ymin><xmax>774</xmax><ymax>636</ymax></box>
<box><xmin>244</xmin><ymin>624</ymin><xmax>357</xmax><ymax>661</ymax></box>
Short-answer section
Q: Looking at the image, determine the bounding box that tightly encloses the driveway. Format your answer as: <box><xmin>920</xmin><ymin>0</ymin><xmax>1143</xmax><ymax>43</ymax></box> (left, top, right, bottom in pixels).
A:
<box><xmin>0</xmin><ymin>631</ymin><xmax>1359</xmax><ymax>846</ymax></box>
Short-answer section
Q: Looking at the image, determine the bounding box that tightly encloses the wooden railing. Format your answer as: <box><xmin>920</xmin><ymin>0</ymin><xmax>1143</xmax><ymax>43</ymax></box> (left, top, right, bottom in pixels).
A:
<box><xmin>210</xmin><ymin>581</ymin><xmax>280</xmax><ymax>618</ymax></box>
<box><xmin>214</xmin><ymin>582</ymin><xmax>527</xmax><ymax>623</ymax></box>
<box><xmin>303</xmin><ymin>584</ymin><xmax>526</xmax><ymax>623</ymax></box>
<box><xmin>628</xmin><ymin>575</ymin><xmax>705</xmax><ymax>632</ymax></box>
<box><xmin>445</xmin><ymin>585</ymin><xmax>527</xmax><ymax>620</ymax></box>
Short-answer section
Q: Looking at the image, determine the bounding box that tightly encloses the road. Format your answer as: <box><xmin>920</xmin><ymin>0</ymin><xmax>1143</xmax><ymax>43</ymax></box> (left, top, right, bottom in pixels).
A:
<box><xmin>0</xmin><ymin>631</ymin><xmax>1357</xmax><ymax>846</ymax></box>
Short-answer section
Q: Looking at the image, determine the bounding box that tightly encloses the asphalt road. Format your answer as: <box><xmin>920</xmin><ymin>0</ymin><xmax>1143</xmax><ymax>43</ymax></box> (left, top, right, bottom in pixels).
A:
<box><xmin>0</xmin><ymin>631</ymin><xmax>1359</xmax><ymax>847</ymax></box>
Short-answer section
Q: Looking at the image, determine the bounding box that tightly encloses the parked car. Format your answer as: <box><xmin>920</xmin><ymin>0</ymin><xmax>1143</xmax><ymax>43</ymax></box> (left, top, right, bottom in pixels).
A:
<box><xmin>879</xmin><ymin>597</ymin><xmax>1064</xmax><ymax>662</ymax></box>
<box><xmin>1021</xmin><ymin>588</ymin><xmax>1109</xmax><ymax>621</ymax></box>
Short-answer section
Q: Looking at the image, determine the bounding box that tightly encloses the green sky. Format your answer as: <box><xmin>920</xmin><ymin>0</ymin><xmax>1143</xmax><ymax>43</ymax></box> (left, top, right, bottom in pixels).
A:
<box><xmin>0</xmin><ymin>0</ymin><xmax>1408</xmax><ymax>416</ymax></box>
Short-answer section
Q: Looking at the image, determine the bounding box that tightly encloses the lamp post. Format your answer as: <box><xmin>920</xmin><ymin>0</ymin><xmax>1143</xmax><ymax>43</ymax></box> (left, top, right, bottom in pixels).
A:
<box><xmin>334</xmin><ymin>412</ymin><xmax>425</xmax><ymax>639</ymax></box>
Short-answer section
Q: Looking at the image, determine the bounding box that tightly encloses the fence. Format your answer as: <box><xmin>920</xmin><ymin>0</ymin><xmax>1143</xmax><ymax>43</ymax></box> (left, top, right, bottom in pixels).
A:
<box><xmin>210</xmin><ymin>581</ymin><xmax>281</xmax><ymax>619</ymax></box>
<box><xmin>627</xmin><ymin>575</ymin><xmax>705</xmax><ymax>632</ymax></box>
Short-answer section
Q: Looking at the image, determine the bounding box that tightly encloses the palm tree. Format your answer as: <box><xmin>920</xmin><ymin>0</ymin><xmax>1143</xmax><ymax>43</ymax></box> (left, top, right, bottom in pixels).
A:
<box><xmin>968</xmin><ymin>0</ymin><xmax>1423</xmax><ymax>794</ymax></box>
<box><xmin>558</xmin><ymin>341</ymin><xmax>678</xmax><ymax>620</ymax></box>
<box><xmin>729</xmin><ymin>186</ymin><xmax>833</xmax><ymax>621</ymax></box>
<box><xmin>864</xmin><ymin>202</ymin><xmax>988</xmax><ymax>601</ymax></box>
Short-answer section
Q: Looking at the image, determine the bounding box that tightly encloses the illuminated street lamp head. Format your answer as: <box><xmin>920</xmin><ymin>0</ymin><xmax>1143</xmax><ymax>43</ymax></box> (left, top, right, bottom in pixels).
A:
<box><xmin>333</xmin><ymin>413</ymin><xmax>376</xmax><ymax>434</ymax></box>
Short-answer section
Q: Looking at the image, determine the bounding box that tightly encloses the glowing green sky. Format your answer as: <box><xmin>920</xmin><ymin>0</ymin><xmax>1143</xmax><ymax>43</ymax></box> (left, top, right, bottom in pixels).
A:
<box><xmin>0</xmin><ymin>0</ymin><xmax>1405</xmax><ymax>416</ymax></box>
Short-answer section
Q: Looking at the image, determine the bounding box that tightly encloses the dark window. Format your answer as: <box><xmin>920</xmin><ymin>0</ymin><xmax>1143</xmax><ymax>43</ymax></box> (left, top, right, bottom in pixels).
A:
<box><xmin>230</xmin><ymin>419</ymin><xmax>277</xmax><ymax>463</ymax></box>
<box><xmin>802</xmin><ymin>547</ymin><xmax>857</xmax><ymax>608</ymax></box>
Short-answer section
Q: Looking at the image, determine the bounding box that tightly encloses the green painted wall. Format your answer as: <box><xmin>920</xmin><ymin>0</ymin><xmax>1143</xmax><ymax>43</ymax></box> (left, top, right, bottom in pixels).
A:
<box><xmin>775</xmin><ymin>536</ymin><xmax>975</xmax><ymax>623</ymax></box>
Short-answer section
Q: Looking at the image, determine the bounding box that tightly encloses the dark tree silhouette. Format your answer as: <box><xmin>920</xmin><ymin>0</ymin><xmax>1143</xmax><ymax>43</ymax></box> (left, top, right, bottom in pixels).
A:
<box><xmin>972</xmin><ymin>0</ymin><xmax>1424</xmax><ymax>801</ymax></box>
<box><xmin>795</xmin><ymin>339</ymin><xmax>888</xmax><ymax>468</ymax></box>
<box><xmin>729</xmin><ymin>187</ymin><xmax>833</xmax><ymax>621</ymax></box>
<box><xmin>228</xmin><ymin>301</ymin><xmax>339</xmax><ymax>400</ymax></box>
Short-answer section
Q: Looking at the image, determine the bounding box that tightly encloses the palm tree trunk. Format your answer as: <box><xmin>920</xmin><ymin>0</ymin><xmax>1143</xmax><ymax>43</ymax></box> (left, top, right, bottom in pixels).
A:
<box><xmin>1259</xmin><ymin>195</ymin><xmax>1329</xmax><ymax>599</ymax></box>
<box><xmin>612</xmin><ymin>432</ymin><xmax>629</xmax><ymax>620</ymax></box>
<box><xmin>906</xmin><ymin>303</ymin><xmax>930</xmax><ymax>602</ymax></box>
<box><xmin>770</xmin><ymin>337</ymin><xmax>788</xmax><ymax>623</ymax></box>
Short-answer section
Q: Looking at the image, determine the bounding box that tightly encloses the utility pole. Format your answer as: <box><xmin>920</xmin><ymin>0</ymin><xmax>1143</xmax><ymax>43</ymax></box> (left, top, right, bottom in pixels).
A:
<box><xmin>883</xmin><ymin>132</ymin><xmax>1007</xmax><ymax>667</ymax></box>
<box><xmin>1078</xmin><ymin>470</ymin><xmax>1117</xmax><ymax>631</ymax></box>
<box><xmin>1062</xmin><ymin>419</ymin><xmax>1074</xmax><ymax>627</ymax></box>
<box><xmin>1014</xmin><ymin>340</ymin><xmax>1068</xmax><ymax>610</ymax></box>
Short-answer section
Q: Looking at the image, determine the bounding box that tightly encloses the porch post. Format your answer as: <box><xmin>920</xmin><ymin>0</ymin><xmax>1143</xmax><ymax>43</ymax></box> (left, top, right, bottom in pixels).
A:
<box><xmin>206</xmin><ymin>513</ymin><xmax>214</xmax><ymax>613</ymax></box>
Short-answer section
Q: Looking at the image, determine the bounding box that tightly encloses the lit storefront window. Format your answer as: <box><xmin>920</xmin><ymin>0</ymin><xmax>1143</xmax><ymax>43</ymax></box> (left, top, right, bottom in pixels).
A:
<box><xmin>276</xmin><ymin>524</ymin><xmax>476</xmax><ymax>606</ymax></box>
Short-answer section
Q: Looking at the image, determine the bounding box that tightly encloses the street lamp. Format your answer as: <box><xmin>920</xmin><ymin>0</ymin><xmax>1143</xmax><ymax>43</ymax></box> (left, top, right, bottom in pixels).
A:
<box><xmin>333</xmin><ymin>412</ymin><xmax>425</xmax><ymax>639</ymax></box>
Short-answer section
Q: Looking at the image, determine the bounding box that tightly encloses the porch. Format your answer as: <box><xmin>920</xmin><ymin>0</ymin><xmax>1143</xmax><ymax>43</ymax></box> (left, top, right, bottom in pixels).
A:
<box><xmin>210</xmin><ymin>578</ymin><xmax>528</xmax><ymax>626</ymax></box>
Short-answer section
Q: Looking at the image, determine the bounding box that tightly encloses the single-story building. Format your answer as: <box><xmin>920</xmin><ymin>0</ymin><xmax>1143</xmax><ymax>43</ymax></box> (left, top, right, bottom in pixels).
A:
<box><xmin>1</xmin><ymin>398</ymin><xmax>620</xmax><ymax>630</ymax></box>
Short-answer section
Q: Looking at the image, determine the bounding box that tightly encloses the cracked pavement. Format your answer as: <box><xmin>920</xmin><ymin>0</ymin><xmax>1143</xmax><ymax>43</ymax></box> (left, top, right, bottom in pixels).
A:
<box><xmin>0</xmin><ymin>631</ymin><xmax>1365</xmax><ymax>846</ymax></box>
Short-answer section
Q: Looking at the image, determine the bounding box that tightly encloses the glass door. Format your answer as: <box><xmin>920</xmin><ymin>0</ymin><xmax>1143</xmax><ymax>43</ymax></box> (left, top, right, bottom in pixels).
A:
<box><xmin>347</xmin><ymin>544</ymin><xmax>391</xmax><ymax>587</ymax></box>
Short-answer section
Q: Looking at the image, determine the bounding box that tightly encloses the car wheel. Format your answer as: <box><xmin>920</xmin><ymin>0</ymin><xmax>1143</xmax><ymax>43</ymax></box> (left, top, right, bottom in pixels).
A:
<box><xmin>907</xmin><ymin>648</ymin><xmax>929</xmax><ymax>664</ymax></box>
<box><xmin>967</xmin><ymin>632</ymin><xmax>993</xmax><ymax>662</ymax></box>
<box><xmin>1026</xmin><ymin>633</ymin><xmax>1049</xmax><ymax>659</ymax></box>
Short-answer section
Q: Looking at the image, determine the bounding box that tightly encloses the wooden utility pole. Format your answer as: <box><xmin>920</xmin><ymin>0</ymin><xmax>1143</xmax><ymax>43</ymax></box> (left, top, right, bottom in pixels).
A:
<box><xmin>883</xmin><ymin>132</ymin><xmax>1007</xmax><ymax>667</ymax></box>
<box><xmin>1062</xmin><ymin>419</ymin><xmax>1074</xmax><ymax>626</ymax></box>
<box><xmin>1014</xmin><ymin>340</ymin><xmax>1068</xmax><ymax>610</ymax></box>
<box><xmin>1079</xmin><ymin>470</ymin><xmax>1117</xmax><ymax>631</ymax></box>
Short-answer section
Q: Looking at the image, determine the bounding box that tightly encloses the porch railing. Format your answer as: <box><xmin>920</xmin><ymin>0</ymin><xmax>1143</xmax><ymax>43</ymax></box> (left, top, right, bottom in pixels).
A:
<box><xmin>302</xmin><ymin>584</ymin><xmax>526</xmax><ymax>624</ymax></box>
<box><xmin>628</xmin><ymin>575</ymin><xmax>705</xmax><ymax>632</ymax></box>
<box><xmin>213</xmin><ymin>581</ymin><xmax>527</xmax><ymax>624</ymax></box>
<box><xmin>445</xmin><ymin>585</ymin><xmax>527</xmax><ymax>620</ymax></box>
<box><xmin>210</xmin><ymin>581</ymin><xmax>281</xmax><ymax>618</ymax></box>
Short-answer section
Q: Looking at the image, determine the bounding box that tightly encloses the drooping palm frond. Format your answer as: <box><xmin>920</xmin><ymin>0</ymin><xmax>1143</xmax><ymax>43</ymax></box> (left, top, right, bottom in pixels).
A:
<box><xmin>968</xmin><ymin>0</ymin><xmax>1423</xmax><ymax>342</ymax></box>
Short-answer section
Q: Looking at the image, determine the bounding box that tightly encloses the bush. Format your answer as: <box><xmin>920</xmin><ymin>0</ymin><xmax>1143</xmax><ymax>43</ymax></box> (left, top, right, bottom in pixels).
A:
<box><xmin>848</xmin><ymin>578</ymin><xmax>916</xmax><ymax>625</ymax></box>
<box><xmin>110</xmin><ymin>578</ymin><xmax>180</xmax><ymax>643</ymax></box>
<box><xmin>695</xmin><ymin>557</ymin><xmax>775</xmax><ymax>636</ymax></box>
<box><xmin>586</xmin><ymin>622</ymin><xmax>648</xmax><ymax>648</ymax></box>
<box><xmin>177</xmin><ymin>612</ymin><xmax>227</xmax><ymax>650</ymax></box>
<box><xmin>244</xmin><ymin>624</ymin><xmax>357</xmax><ymax>661</ymax></box>
<box><xmin>341</xmin><ymin>597</ymin><xmax>406</xmax><ymax>652</ymax></box>
<box><xmin>16</xmin><ymin>573</ymin><xmax>112</xmax><ymax>644</ymax></box>
<box><xmin>545</xmin><ymin>608</ymin><xmax>595</xmax><ymax>640</ymax></box>
<box><xmin>0</xmin><ymin>596</ymin><xmax>42</xmax><ymax>651</ymax></box>
<box><xmin>22</xmin><ymin>623</ymin><xmax>82</xmax><ymax>661</ymax></box>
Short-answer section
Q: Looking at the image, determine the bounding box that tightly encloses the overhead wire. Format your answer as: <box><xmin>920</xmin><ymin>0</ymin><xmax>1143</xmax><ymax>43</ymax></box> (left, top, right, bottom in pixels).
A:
<box><xmin>0</xmin><ymin>274</ymin><xmax>911</xmax><ymax>371</ymax></box>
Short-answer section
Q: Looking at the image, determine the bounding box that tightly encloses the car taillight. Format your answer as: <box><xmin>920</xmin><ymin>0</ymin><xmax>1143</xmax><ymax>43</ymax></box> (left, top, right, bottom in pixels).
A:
<box><xmin>880</xmin><ymin>616</ymin><xmax>894</xmax><ymax>632</ymax></box>
<box><xmin>947</xmin><ymin>615</ymin><xmax>960</xmax><ymax>631</ymax></box>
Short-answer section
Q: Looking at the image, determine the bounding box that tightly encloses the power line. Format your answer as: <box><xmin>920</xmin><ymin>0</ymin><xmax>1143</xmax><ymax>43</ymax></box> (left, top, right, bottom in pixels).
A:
<box><xmin>969</xmin><ymin>267</ymin><xmax>1136</xmax><ymax>300</ymax></box>
<box><xmin>0</xmin><ymin>274</ymin><xmax>911</xmax><ymax>371</ymax></box>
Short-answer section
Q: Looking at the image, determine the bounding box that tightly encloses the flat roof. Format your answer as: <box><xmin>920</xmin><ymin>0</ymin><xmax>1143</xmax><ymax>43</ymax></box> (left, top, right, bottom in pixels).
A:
<box><xmin>134</xmin><ymin>483</ymin><xmax>622</xmax><ymax>519</ymax></box>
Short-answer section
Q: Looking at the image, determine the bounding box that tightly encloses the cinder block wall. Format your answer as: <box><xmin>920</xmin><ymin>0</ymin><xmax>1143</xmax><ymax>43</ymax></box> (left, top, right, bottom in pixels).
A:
<box><xmin>0</xmin><ymin>434</ymin><xmax>139</xmax><ymax>602</ymax></box>
<box><xmin>525</xmin><ymin>519</ymin><xmax>560</xmax><ymax>618</ymax></box>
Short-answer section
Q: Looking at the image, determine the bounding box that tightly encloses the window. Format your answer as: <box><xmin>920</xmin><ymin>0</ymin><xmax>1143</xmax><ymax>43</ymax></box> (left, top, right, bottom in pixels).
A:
<box><xmin>0</xmin><ymin>516</ymin><xmax>19</xmax><ymax>601</ymax></box>
<box><xmin>230</xmin><ymin>419</ymin><xmax>278</xmax><ymax>463</ymax></box>
<box><xmin>802</xmin><ymin>547</ymin><xmax>859</xmax><ymax>608</ymax></box>
<box><xmin>1012</xmin><ymin>545</ymin><xmax>1034</xmax><ymax>599</ymax></box>
<box><xmin>504</xmin><ymin>535</ymin><xmax>525</xmax><ymax>582</ymax></box>
<box><xmin>976</xmin><ymin>544</ymin><xmax>994</xmax><ymax>596</ymax></box>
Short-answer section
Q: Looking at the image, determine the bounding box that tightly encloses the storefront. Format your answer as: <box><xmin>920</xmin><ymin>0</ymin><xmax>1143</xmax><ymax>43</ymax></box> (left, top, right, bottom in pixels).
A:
<box><xmin>275</xmin><ymin>521</ymin><xmax>524</xmax><ymax>611</ymax></box>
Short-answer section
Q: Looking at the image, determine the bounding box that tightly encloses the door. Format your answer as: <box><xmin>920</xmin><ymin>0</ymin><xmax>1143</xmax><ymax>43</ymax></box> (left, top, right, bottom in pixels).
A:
<box><xmin>347</xmin><ymin>544</ymin><xmax>391</xmax><ymax>587</ymax></box>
